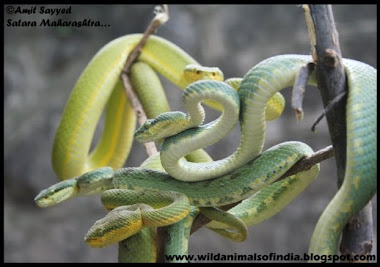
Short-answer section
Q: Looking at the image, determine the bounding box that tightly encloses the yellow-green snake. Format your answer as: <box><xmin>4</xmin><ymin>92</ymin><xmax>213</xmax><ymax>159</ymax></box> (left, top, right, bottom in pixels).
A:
<box><xmin>36</xmin><ymin>33</ymin><xmax>376</xmax><ymax>262</ymax></box>
<box><xmin>50</xmin><ymin>33</ymin><xmax>284</xmax><ymax>181</ymax></box>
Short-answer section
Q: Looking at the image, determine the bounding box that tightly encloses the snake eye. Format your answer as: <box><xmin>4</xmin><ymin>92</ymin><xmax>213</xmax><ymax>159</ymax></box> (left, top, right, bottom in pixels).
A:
<box><xmin>212</xmin><ymin>72</ymin><xmax>216</xmax><ymax>76</ymax></box>
<box><xmin>196</xmin><ymin>70</ymin><xmax>201</xmax><ymax>75</ymax></box>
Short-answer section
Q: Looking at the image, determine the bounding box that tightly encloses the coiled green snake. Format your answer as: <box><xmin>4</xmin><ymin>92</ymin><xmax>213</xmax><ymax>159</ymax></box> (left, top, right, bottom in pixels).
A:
<box><xmin>35</xmin><ymin>33</ymin><xmax>376</xmax><ymax>262</ymax></box>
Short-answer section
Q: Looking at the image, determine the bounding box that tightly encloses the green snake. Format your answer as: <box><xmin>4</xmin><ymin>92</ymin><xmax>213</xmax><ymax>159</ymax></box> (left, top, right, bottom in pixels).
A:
<box><xmin>51</xmin><ymin>33</ymin><xmax>283</xmax><ymax>181</ymax></box>
<box><xmin>36</xmin><ymin>32</ymin><xmax>376</xmax><ymax>262</ymax></box>
<box><xmin>134</xmin><ymin>54</ymin><xmax>376</xmax><ymax>259</ymax></box>
<box><xmin>36</xmin><ymin>141</ymin><xmax>319</xmax><ymax>243</ymax></box>
<box><xmin>51</xmin><ymin>34</ymin><xmax>202</xmax><ymax>180</ymax></box>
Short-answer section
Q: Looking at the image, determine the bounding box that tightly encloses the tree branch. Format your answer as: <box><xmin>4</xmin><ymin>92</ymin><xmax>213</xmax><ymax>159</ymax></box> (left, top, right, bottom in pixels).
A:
<box><xmin>340</xmin><ymin>201</ymin><xmax>374</xmax><ymax>262</ymax></box>
<box><xmin>304</xmin><ymin>4</ymin><xmax>347</xmax><ymax>186</ymax></box>
<box><xmin>120</xmin><ymin>5</ymin><xmax>169</xmax><ymax>156</ymax></box>
<box><xmin>304</xmin><ymin>4</ymin><xmax>373</xmax><ymax>261</ymax></box>
<box><xmin>292</xmin><ymin>62</ymin><xmax>316</xmax><ymax>121</ymax></box>
<box><xmin>118</xmin><ymin>5</ymin><xmax>169</xmax><ymax>263</ymax></box>
<box><xmin>279</xmin><ymin>145</ymin><xmax>333</xmax><ymax>179</ymax></box>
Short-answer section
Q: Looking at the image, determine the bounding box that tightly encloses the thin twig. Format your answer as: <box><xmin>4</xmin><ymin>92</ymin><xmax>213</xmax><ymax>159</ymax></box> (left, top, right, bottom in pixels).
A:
<box><xmin>122</xmin><ymin>5</ymin><xmax>169</xmax><ymax>75</ymax></box>
<box><xmin>121</xmin><ymin>75</ymin><xmax>157</xmax><ymax>155</ymax></box>
<box><xmin>190</xmin><ymin>145</ymin><xmax>335</xmax><ymax>234</ymax></box>
<box><xmin>311</xmin><ymin>91</ymin><xmax>347</xmax><ymax>132</ymax></box>
<box><xmin>291</xmin><ymin>62</ymin><xmax>315</xmax><ymax>121</ymax></box>
<box><xmin>279</xmin><ymin>145</ymin><xmax>334</xmax><ymax>179</ymax></box>
<box><xmin>120</xmin><ymin>5</ymin><xmax>169</xmax><ymax>156</ymax></box>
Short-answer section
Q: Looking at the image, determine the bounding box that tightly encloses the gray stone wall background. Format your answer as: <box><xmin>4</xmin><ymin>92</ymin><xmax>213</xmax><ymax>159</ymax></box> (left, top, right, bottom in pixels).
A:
<box><xmin>4</xmin><ymin>5</ymin><xmax>376</xmax><ymax>262</ymax></box>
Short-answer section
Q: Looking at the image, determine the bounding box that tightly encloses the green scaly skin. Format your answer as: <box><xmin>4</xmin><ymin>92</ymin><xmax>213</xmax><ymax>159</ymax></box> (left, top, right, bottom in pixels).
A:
<box><xmin>116</xmin><ymin>150</ymin><xmax>167</xmax><ymax>263</ymax></box>
<box><xmin>51</xmin><ymin>31</ymin><xmax>285</xmax><ymax>182</ymax></box>
<box><xmin>130</xmin><ymin>61</ymin><xmax>171</xmax><ymax>119</ymax></box>
<box><xmin>236</xmin><ymin>54</ymin><xmax>375</xmax><ymax>259</ymax></box>
<box><xmin>135</xmin><ymin>79</ymin><xmax>285</xmax><ymax>182</ymax></box>
<box><xmin>206</xmin><ymin>164</ymin><xmax>320</xmax><ymax>231</ymax></box>
<box><xmin>138</xmin><ymin>146</ymin><xmax>213</xmax><ymax>263</ymax></box>
<box><xmin>118</xmin><ymin>227</ymin><xmax>156</xmax><ymax>263</ymax></box>
<box><xmin>217</xmin><ymin>55</ymin><xmax>376</xmax><ymax>258</ymax></box>
<box><xmin>131</xmin><ymin>60</ymin><xmax>214</xmax><ymax>164</ymax></box>
<box><xmin>35</xmin><ymin>141</ymin><xmax>318</xmax><ymax>243</ymax></box>
<box><xmin>52</xmin><ymin>33</ymin><xmax>237</xmax><ymax>181</ymax></box>
<box><xmin>48</xmin><ymin>33</ymin><xmax>246</xmax><ymax>261</ymax></box>
<box><xmin>307</xmin><ymin>57</ymin><xmax>376</xmax><ymax>260</ymax></box>
<box><xmin>135</xmin><ymin>54</ymin><xmax>376</xmax><ymax>257</ymax></box>
<box><xmin>224</xmin><ymin>77</ymin><xmax>286</xmax><ymax>122</ymax></box>
<box><xmin>38</xmin><ymin>143</ymin><xmax>316</xmax><ymax>208</ymax></box>
<box><xmin>52</xmin><ymin>34</ymin><xmax>200</xmax><ymax>180</ymax></box>
<box><xmin>160</xmin><ymin>206</ymin><xmax>199</xmax><ymax>263</ymax></box>
<box><xmin>117</xmin><ymin>152</ymin><xmax>158</xmax><ymax>263</ymax></box>
<box><xmin>39</xmin><ymin>44</ymin><xmax>376</xmax><ymax>261</ymax></box>
<box><xmin>84</xmin><ymin>189</ymin><xmax>190</xmax><ymax>248</ymax></box>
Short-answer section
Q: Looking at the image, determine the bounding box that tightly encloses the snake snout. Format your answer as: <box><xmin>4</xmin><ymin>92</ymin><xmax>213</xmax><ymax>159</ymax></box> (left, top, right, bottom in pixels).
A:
<box><xmin>184</xmin><ymin>64</ymin><xmax>224</xmax><ymax>82</ymax></box>
<box><xmin>85</xmin><ymin>205</ymin><xmax>145</xmax><ymax>248</ymax></box>
<box><xmin>135</xmin><ymin>111</ymin><xmax>189</xmax><ymax>143</ymax></box>
<box><xmin>134</xmin><ymin>122</ymin><xmax>155</xmax><ymax>143</ymax></box>
<box><xmin>34</xmin><ymin>179</ymin><xmax>78</xmax><ymax>208</ymax></box>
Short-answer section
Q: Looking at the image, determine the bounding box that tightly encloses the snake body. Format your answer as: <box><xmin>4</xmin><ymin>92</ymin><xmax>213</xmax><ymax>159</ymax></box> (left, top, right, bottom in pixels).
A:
<box><xmin>135</xmin><ymin>54</ymin><xmax>376</xmax><ymax>258</ymax></box>
<box><xmin>39</xmin><ymin>30</ymin><xmax>377</xmax><ymax>261</ymax></box>
<box><xmin>135</xmin><ymin>78</ymin><xmax>285</xmax><ymax>182</ymax></box>
<box><xmin>36</xmin><ymin>141</ymin><xmax>318</xmax><ymax>244</ymax></box>
<box><xmin>308</xmin><ymin>57</ymin><xmax>377</xmax><ymax>257</ymax></box>
<box><xmin>52</xmin><ymin>34</ymin><xmax>200</xmax><ymax>180</ymax></box>
<box><xmin>135</xmin><ymin>56</ymin><xmax>319</xmax><ymax>182</ymax></box>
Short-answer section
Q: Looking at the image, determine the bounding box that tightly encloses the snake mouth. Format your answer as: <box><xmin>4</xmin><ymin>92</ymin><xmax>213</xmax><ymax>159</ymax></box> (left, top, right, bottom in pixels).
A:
<box><xmin>135</xmin><ymin>111</ymin><xmax>190</xmax><ymax>144</ymax></box>
<box><xmin>34</xmin><ymin>179</ymin><xmax>78</xmax><ymax>208</ymax></box>
<box><xmin>84</xmin><ymin>236</ymin><xmax>106</xmax><ymax>248</ymax></box>
<box><xmin>85</xmin><ymin>205</ymin><xmax>145</xmax><ymax>247</ymax></box>
<box><xmin>134</xmin><ymin>124</ymin><xmax>153</xmax><ymax>143</ymax></box>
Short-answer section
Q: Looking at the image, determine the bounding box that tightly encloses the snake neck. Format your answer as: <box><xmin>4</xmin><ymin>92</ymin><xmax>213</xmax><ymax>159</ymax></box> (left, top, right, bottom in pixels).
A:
<box><xmin>236</xmin><ymin>55</ymin><xmax>317</xmax><ymax>162</ymax></box>
<box><xmin>160</xmin><ymin>80</ymin><xmax>240</xmax><ymax>181</ymax></box>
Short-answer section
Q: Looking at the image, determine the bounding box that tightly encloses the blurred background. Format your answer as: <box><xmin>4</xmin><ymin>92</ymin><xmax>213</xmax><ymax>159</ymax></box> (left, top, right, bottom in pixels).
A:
<box><xmin>4</xmin><ymin>4</ymin><xmax>376</xmax><ymax>262</ymax></box>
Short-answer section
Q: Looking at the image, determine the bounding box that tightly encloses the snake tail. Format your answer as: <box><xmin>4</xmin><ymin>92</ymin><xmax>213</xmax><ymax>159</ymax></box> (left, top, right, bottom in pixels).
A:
<box><xmin>200</xmin><ymin>207</ymin><xmax>248</xmax><ymax>242</ymax></box>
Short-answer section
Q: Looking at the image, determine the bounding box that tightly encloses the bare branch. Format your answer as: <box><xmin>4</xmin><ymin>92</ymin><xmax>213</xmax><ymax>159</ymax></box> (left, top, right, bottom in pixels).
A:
<box><xmin>305</xmin><ymin>5</ymin><xmax>373</xmax><ymax>260</ymax></box>
<box><xmin>340</xmin><ymin>201</ymin><xmax>374</xmax><ymax>262</ymax></box>
<box><xmin>120</xmin><ymin>74</ymin><xmax>157</xmax><ymax>155</ymax></box>
<box><xmin>120</xmin><ymin>5</ymin><xmax>169</xmax><ymax>156</ymax></box>
<box><xmin>305</xmin><ymin>4</ymin><xmax>347</xmax><ymax>186</ymax></box>
<box><xmin>121</xmin><ymin>5</ymin><xmax>169</xmax><ymax>76</ymax></box>
<box><xmin>279</xmin><ymin>145</ymin><xmax>333</xmax><ymax>179</ymax></box>
<box><xmin>292</xmin><ymin>62</ymin><xmax>316</xmax><ymax>121</ymax></box>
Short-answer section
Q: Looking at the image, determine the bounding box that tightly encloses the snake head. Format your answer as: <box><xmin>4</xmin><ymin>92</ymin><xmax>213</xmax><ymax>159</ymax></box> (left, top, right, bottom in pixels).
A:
<box><xmin>134</xmin><ymin>111</ymin><xmax>190</xmax><ymax>143</ymax></box>
<box><xmin>184</xmin><ymin>64</ymin><xmax>224</xmax><ymax>83</ymax></box>
<box><xmin>85</xmin><ymin>204</ymin><xmax>151</xmax><ymax>248</ymax></box>
<box><xmin>34</xmin><ymin>179</ymin><xmax>78</xmax><ymax>208</ymax></box>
